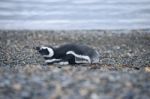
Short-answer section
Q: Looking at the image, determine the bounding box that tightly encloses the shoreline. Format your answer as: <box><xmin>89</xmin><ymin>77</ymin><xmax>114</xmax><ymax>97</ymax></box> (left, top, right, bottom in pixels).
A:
<box><xmin>1</xmin><ymin>29</ymin><xmax>150</xmax><ymax>33</ymax></box>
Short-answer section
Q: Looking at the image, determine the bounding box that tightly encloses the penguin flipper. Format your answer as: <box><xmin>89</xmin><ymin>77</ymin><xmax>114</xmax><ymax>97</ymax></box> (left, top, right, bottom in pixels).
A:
<box><xmin>65</xmin><ymin>54</ymin><xmax>76</xmax><ymax>65</ymax></box>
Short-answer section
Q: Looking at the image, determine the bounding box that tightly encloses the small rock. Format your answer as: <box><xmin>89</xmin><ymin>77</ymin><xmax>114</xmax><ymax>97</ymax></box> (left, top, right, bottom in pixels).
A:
<box><xmin>122</xmin><ymin>91</ymin><xmax>134</xmax><ymax>99</ymax></box>
<box><xmin>3</xmin><ymin>79</ymin><xmax>11</xmax><ymax>86</ymax></box>
<box><xmin>127</xmin><ymin>53</ymin><xmax>132</xmax><ymax>57</ymax></box>
<box><xmin>113</xmin><ymin>46</ymin><xmax>120</xmax><ymax>50</ymax></box>
<box><xmin>12</xmin><ymin>83</ymin><xmax>22</xmax><ymax>91</ymax></box>
<box><xmin>144</xmin><ymin>67</ymin><xmax>150</xmax><ymax>72</ymax></box>
<box><xmin>91</xmin><ymin>93</ymin><xmax>99</xmax><ymax>99</ymax></box>
<box><xmin>79</xmin><ymin>88</ymin><xmax>89</xmax><ymax>96</ymax></box>
<box><xmin>21</xmin><ymin>91</ymin><xmax>31</xmax><ymax>99</ymax></box>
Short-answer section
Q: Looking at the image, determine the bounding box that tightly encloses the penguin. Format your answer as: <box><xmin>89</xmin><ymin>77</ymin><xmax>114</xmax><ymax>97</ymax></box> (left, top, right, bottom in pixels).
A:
<box><xmin>35</xmin><ymin>43</ymin><xmax>100</xmax><ymax>65</ymax></box>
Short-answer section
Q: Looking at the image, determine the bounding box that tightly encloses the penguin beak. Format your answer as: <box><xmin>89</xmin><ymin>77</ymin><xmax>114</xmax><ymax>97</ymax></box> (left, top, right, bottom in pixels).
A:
<box><xmin>33</xmin><ymin>46</ymin><xmax>40</xmax><ymax>51</ymax></box>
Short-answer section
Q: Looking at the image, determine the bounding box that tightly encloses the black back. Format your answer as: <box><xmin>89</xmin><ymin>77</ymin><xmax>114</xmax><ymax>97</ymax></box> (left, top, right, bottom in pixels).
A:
<box><xmin>52</xmin><ymin>43</ymin><xmax>95</xmax><ymax>59</ymax></box>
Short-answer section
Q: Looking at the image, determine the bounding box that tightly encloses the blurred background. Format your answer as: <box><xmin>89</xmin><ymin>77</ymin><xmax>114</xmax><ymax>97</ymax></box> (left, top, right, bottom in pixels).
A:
<box><xmin>0</xmin><ymin>0</ymin><xmax>150</xmax><ymax>30</ymax></box>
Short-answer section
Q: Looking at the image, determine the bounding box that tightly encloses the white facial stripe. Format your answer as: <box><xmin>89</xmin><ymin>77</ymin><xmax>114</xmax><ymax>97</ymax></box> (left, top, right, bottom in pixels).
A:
<box><xmin>45</xmin><ymin>59</ymin><xmax>61</xmax><ymax>63</ymax></box>
<box><xmin>66</xmin><ymin>51</ymin><xmax>91</xmax><ymax>63</ymax></box>
<box><xmin>41</xmin><ymin>47</ymin><xmax>54</xmax><ymax>57</ymax></box>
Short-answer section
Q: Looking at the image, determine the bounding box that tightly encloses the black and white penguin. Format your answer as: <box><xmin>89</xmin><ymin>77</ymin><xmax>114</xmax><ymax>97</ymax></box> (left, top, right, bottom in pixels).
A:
<box><xmin>36</xmin><ymin>43</ymin><xmax>100</xmax><ymax>65</ymax></box>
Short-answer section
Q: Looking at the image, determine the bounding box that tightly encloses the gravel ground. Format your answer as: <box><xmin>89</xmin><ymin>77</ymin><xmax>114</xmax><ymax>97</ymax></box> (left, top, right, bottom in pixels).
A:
<box><xmin>0</xmin><ymin>30</ymin><xmax>150</xmax><ymax>99</ymax></box>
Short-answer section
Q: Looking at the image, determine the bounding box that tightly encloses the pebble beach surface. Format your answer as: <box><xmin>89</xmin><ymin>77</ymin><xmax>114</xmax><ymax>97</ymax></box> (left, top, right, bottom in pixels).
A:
<box><xmin>0</xmin><ymin>30</ymin><xmax>150</xmax><ymax>99</ymax></box>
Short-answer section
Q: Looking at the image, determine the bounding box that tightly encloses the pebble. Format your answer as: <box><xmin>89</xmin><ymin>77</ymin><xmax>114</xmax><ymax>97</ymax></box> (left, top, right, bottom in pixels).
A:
<box><xmin>113</xmin><ymin>46</ymin><xmax>120</xmax><ymax>50</ymax></box>
<box><xmin>12</xmin><ymin>83</ymin><xmax>22</xmax><ymax>91</ymax></box>
<box><xmin>90</xmin><ymin>93</ymin><xmax>99</xmax><ymax>99</ymax></box>
<box><xmin>21</xmin><ymin>91</ymin><xmax>31</xmax><ymax>99</ymax></box>
<box><xmin>122</xmin><ymin>91</ymin><xmax>134</xmax><ymax>99</ymax></box>
<box><xmin>79</xmin><ymin>88</ymin><xmax>89</xmax><ymax>96</ymax></box>
<box><xmin>145</xmin><ymin>67</ymin><xmax>150</xmax><ymax>72</ymax></box>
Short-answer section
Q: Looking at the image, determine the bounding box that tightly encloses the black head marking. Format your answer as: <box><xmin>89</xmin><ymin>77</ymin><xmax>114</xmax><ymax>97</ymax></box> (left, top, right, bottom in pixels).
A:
<box><xmin>36</xmin><ymin>46</ymin><xmax>54</xmax><ymax>57</ymax></box>
<box><xmin>39</xmin><ymin>48</ymin><xmax>49</xmax><ymax>55</ymax></box>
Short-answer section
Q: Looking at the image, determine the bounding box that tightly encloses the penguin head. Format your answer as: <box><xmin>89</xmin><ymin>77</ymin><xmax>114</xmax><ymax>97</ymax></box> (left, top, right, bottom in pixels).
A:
<box><xmin>36</xmin><ymin>46</ymin><xmax>54</xmax><ymax>57</ymax></box>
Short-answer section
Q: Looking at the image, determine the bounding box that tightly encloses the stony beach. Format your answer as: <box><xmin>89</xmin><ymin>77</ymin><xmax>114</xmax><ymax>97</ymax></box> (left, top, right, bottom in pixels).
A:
<box><xmin>0</xmin><ymin>30</ymin><xmax>150</xmax><ymax>99</ymax></box>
